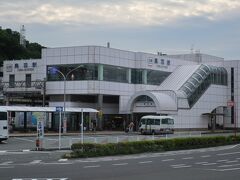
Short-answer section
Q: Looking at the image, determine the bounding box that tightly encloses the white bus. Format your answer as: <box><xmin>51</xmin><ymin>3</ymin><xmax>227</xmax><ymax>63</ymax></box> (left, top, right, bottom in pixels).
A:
<box><xmin>0</xmin><ymin>109</ymin><xmax>8</xmax><ymax>142</ymax></box>
<box><xmin>139</xmin><ymin>115</ymin><xmax>174</xmax><ymax>135</ymax></box>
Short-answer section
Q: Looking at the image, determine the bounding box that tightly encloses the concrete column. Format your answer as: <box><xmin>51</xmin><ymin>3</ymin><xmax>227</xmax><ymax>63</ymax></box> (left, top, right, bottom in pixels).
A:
<box><xmin>127</xmin><ymin>68</ymin><xmax>131</xmax><ymax>83</ymax></box>
<box><xmin>98</xmin><ymin>64</ymin><xmax>103</xmax><ymax>81</ymax></box>
<box><xmin>97</xmin><ymin>94</ymin><xmax>103</xmax><ymax>130</ymax></box>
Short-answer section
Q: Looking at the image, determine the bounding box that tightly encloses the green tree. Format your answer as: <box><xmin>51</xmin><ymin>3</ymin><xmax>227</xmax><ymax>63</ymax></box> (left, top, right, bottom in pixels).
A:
<box><xmin>0</xmin><ymin>28</ymin><xmax>44</xmax><ymax>65</ymax></box>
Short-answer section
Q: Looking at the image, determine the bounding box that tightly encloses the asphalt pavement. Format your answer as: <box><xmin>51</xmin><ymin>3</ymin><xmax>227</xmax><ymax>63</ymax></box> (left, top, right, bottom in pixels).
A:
<box><xmin>1</xmin><ymin>144</ymin><xmax>240</xmax><ymax>180</ymax></box>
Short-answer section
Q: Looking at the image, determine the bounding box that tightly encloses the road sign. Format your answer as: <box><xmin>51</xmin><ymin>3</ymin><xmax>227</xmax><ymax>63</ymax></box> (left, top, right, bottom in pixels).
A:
<box><xmin>56</xmin><ymin>106</ymin><xmax>63</xmax><ymax>112</ymax></box>
<box><xmin>227</xmin><ymin>100</ymin><xmax>234</xmax><ymax>107</ymax></box>
<box><xmin>37</xmin><ymin>120</ymin><xmax>44</xmax><ymax>138</ymax></box>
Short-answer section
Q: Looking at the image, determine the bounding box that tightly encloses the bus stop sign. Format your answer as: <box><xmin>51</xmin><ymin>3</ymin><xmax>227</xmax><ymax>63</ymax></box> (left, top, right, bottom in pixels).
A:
<box><xmin>56</xmin><ymin>106</ymin><xmax>63</xmax><ymax>112</ymax></box>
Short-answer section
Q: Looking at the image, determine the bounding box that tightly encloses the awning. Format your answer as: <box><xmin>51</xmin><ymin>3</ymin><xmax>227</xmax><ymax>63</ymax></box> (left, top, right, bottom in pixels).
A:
<box><xmin>0</xmin><ymin>106</ymin><xmax>98</xmax><ymax>113</ymax></box>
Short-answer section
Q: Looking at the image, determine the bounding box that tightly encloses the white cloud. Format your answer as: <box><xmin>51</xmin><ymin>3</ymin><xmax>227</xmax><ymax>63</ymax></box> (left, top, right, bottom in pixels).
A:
<box><xmin>1</xmin><ymin>0</ymin><xmax>240</xmax><ymax>26</ymax></box>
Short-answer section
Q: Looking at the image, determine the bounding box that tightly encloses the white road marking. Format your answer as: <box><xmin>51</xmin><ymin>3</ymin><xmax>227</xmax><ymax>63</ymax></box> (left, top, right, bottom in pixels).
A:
<box><xmin>217</xmin><ymin>152</ymin><xmax>240</xmax><ymax>156</ymax></box>
<box><xmin>58</xmin><ymin>159</ymin><xmax>68</xmax><ymax>162</ymax></box>
<box><xmin>171</xmin><ymin>164</ymin><xmax>186</xmax><ymax>167</ymax></box>
<box><xmin>224</xmin><ymin>160</ymin><xmax>238</xmax><ymax>164</ymax></box>
<box><xmin>22</xmin><ymin>149</ymin><xmax>30</xmax><ymax>152</ymax></box>
<box><xmin>195</xmin><ymin>162</ymin><xmax>208</xmax><ymax>165</ymax></box>
<box><xmin>0</xmin><ymin>150</ymin><xmax>6</xmax><ymax>153</ymax></box>
<box><xmin>112</xmin><ymin>163</ymin><xmax>128</xmax><ymax>166</ymax></box>
<box><xmin>217</xmin><ymin>159</ymin><xmax>228</xmax><ymax>162</ymax></box>
<box><xmin>42</xmin><ymin>162</ymin><xmax>73</xmax><ymax>165</ymax></box>
<box><xmin>217</xmin><ymin>167</ymin><xmax>240</xmax><ymax>171</ymax></box>
<box><xmin>14</xmin><ymin>137</ymin><xmax>35</xmax><ymax>142</ymax></box>
<box><xmin>182</xmin><ymin>157</ymin><xmax>193</xmax><ymax>160</ymax></box>
<box><xmin>84</xmin><ymin>165</ymin><xmax>100</xmax><ymax>168</ymax></box>
<box><xmin>139</xmin><ymin>161</ymin><xmax>152</xmax><ymax>164</ymax></box>
<box><xmin>172</xmin><ymin>165</ymin><xmax>192</xmax><ymax>168</ymax></box>
<box><xmin>0</xmin><ymin>161</ymin><xmax>13</xmax><ymax>165</ymax></box>
<box><xmin>71</xmin><ymin>145</ymin><xmax>240</xmax><ymax>164</ymax></box>
<box><xmin>201</xmin><ymin>163</ymin><xmax>217</xmax><ymax>166</ymax></box>
<box><xmin>162</xmin><ymin>159</ymin><xmax>174</xmax><ymax>162</ymax></box>
<box><xmin>12</xmin><ymin>178</ymin><xmax>68</xmax><ymax>180</ymax></box>
<box><xmin>219</xmin><ymin>163</ymin><xmax>240</xmax><ymax>168</ymax></box>
<box><xmin>29</xmin><ymin>160</ymin><xmax>42</xmax><ymax>164</ymax></box>
<box><xmin>201</xmin><ymin>155</ymin><xmax>211</xmax><ymax>158</ymax></box>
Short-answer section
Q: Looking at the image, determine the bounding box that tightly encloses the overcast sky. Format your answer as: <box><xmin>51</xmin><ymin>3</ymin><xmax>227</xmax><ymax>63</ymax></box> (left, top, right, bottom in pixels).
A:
<box><xmin>1</xmin><ymin>0</ymin><xmax>240</xmax><ymax>60</ymax></box>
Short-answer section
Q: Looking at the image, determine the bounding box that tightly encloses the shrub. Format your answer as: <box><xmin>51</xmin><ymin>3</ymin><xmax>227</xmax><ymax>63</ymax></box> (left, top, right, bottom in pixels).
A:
<box><xmin>67</xmin><ymin>135</ymin><xmax>240</xmax><ymax>158</ymax></box>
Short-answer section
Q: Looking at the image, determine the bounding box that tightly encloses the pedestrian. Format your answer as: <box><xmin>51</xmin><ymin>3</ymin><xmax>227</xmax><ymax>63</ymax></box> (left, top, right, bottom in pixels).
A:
<box><xmin>128</xmin><ymin>121</ymin><xmax>134</xmax><ymax>132</ymax></box>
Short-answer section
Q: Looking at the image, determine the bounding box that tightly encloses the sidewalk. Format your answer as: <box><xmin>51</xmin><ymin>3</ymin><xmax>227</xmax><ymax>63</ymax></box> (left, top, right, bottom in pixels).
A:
<box><xmin>9</xmin><ymin>129</ymin><xmax>237</xmax><ymax>137</ymax></box>
<box><xmin>9</xmin><ymin>130</ymin><xmax>130</xmax><ymax>137</ymax></box>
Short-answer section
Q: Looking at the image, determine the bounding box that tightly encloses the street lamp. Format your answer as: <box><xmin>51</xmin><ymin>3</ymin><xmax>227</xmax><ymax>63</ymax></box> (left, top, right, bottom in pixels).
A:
<box><xmin>50</xmin><ymin>65</ymin><xmax>83</xmax><ymax>133</ymax></box>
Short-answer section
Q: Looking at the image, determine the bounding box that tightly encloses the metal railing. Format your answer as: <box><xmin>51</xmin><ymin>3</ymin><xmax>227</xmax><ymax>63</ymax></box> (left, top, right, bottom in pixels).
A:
<box><xmin>41</xmin><ymin>132</ymin><xmax>213</xmax><ymax>150</ymax></box>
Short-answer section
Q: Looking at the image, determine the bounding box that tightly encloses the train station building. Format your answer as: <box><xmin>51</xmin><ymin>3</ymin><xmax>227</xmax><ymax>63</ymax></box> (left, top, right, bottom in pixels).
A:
<box><xmin>2</xmin><ymin>45</ymin><xmax>239</xmax><ymax>131</ymax></box>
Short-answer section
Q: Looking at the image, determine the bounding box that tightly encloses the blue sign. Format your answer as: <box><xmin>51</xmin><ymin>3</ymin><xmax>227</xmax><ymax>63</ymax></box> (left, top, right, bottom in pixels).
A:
<box><xmin>56</xmin><ymin>106</ymin><xmax>63</xmax><ymax>112</ymax></box>
<box><xmin>49</xmin><ymin>67</ymin><xmax>58</xmax><ymax>74</ymax></box>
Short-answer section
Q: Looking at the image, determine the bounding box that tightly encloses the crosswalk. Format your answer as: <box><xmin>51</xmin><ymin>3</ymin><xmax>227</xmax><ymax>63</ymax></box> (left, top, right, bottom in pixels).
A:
<box><xmin>12</xmin><ymin>178</ymin><xmax>68</xmax><ymax>180</ymax></box>
<box><xmin>0</xmin><ymin>159</ymin><xmax>69</xmax><ymax>166</ymax></box>
<box><xmin>2</xmin><ymin>156</ymin><xmax>240</xmax><ymax>172</ymax></box>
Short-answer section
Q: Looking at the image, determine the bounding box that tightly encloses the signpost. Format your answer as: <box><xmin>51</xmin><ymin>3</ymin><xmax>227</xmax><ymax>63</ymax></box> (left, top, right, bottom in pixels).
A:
<box><xmin>36</xmin><ymin>113</ymin><xmax>45</xmax><ymax>150</ymax></box>
<box><xmin>56</xmin><ymin>106</ymin><xmax>63</xmax><ymax>149</ymax></box>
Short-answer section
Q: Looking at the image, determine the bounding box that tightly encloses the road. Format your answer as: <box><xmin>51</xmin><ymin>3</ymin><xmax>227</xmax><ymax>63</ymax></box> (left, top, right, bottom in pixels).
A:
<box><xmin>0</xmin><ymin>144</ymin><xmax>240</xmax><ymax>180</ymax></box>
<box><xmin>1</xmin><ymin>131</ymin><xmax>237</xmax><ymax>151</ymax></box>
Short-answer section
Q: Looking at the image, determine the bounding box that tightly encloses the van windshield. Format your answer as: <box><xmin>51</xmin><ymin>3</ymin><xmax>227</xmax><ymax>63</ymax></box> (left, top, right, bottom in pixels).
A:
<box><xmin>140</xmin><ymin>119</ymin><xmax>146</xmax><ymax>125</ymax></box>
<box><xmin>0</xmin><ymin>112</ymin><xmax>7</xmax><ymax>120</ymax></box>
<box><xmin>168</xmin><ymin>119</ymin><xmax>174</xmax><ymax>125</ymax></box>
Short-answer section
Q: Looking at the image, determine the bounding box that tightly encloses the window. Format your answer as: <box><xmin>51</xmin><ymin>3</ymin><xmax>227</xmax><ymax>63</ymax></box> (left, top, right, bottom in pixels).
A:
<box><xmin>147</xmin><ymin>119</ymin><xmax>154</xmax><ymax>125</ymax></box>
<box><xmin>161</xmin><ymin>59</ymin><xmax>164</xmax><ymax>65</ymax></box>
<box><xmin>131</xmin><ymin>69</ymin><xmax>143</xmax><ymax>84</ymax></box>
<box><xmin>9</xmin><ymin>74</ymin><xmax>15</xmax><ymax>88</ymax></box>
<box><xmin>161</xmin><ymin>118</ymin><xmax>168</xmax><ymax>124</ymax></box>
<box><xmin>32</xmin><ymin>62</ymin><xmax>37</xmax><ymax>67</ymax></box>
<box><xmin>154</xmin><ymin>119</ymin><xmax>160</xmax><ymax>125</ymax></box>
<box><xmin>140</xmin><ymin>119</ymin><xmax>146</xmax><ymax>125</ymax></box>
<box><xmin>47</xmin><ymin>64</ymin><xmax>98</xmax><ymax>81</ymax></box>
<box><xmin>167</xmin><ymin>60</ymin><xmax>170</xmax><ymax>65</ymax></box>
<box><xmin>26</xmin><ymin>74</ymin><xmax>31</xmax><ymax>88</ymax></box>
<box><xmin>148</xmin><ymin>58</ymin><xmax>153</xmax><ymax>64</ymax></box>
<box><xmin>147</xmin><ymin>70</ymin><xmax>171</xmax><ymax>85</ymax></box>
<box><xmin>0</xmin><ymin>112</ymin><xmax>7</xmax><ymax>120</ymax></box>
<box><xmin>24</xmin><ymin>63</ymin><xmax>28</xmax><ymax>68</ymax></box>
<box><xmin>168</xmin><ymin>119</ymin><xmax>174</xmax><ymax>125</ymax></box>
<box><xmin>15</xmin><ymin>63</ymin><xmax>19</xmax><ymax>68</ymax></box>
<box><xmin>103</xmin><ymin>65</ymin><xmax>128</xmax><ymax>83</ymax></box>
<box><xmin>154</xmin><ymin>58</ymin><xmax>158</xmax><ymax>64</ymax></box>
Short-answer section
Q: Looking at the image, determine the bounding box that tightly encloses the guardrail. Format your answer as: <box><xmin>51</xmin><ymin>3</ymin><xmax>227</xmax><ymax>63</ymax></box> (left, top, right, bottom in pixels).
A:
<box><xmin>41</xmin><ymin>132</ymin><xmax>210</xmax><ymax>150</ymax></box>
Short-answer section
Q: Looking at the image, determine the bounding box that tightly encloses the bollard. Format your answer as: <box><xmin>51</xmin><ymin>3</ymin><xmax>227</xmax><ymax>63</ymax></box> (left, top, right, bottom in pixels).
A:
<box><xmin>36</xmin><ymin>138</ymin><xmax>43</xmax><ymax>151</ymax></box>
<box><xmin>36</xmin><ymin>139</ymin><xmax>40</xmax><ymax>150</ymax></box>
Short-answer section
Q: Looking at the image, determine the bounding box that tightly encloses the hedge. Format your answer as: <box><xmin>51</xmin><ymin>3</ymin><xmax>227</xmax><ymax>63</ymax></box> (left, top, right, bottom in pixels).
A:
<box><xmin>65</xmin><ymin>135</ymin><xmax>240</xmax><ymax>158</ymax></box>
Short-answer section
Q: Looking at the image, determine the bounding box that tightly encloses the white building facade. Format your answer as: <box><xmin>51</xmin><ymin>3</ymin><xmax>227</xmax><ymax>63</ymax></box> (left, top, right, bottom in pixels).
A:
<box><xmin>2</xmin><ymin>45</ymin><xmax>238</xmax><ymax>131</ymax></box>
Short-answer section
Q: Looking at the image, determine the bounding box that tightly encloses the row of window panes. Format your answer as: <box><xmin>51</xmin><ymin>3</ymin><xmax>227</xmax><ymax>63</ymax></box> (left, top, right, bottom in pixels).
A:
<box><xmin>14</xmin><ymin>62</ymin><xmax>37</xmax><ymax>69</ymax></box>
<box><xmin>141</xmin><ymin>118</ymin><xmax>174</xmax><ymax>125</ymax></box>
<box><xmin>9</xmin><ymin>74</ymin><xmax>32</xmax><ymax>88</ymax></box>
<box><xmin>153</xmin><ymin>58</ymin><xmax>171</xmax><ymax>65</ymax></box>
<box><xmin>47</xmin><ymin>64</ymin><xmax>171</xmax><ymax>85</ymax></box>
<box><xmin>181</xmin><ymin>66</ymin><xmax>227</xmax><ymax>97</ymax></box>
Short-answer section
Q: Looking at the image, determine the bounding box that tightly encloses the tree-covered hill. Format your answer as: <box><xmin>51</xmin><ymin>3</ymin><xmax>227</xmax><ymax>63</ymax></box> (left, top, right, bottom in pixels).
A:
<box><xmin>0</xmin><ymin>28</ymin><xmax>44</xmax><ymax>65</ymax></box>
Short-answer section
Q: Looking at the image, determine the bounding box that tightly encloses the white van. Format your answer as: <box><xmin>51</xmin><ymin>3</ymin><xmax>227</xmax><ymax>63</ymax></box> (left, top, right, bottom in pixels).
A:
<box><xmin>139</xmin><ymin>115</ymin><xmax>174</xmax><ymax>135</ymax></box>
